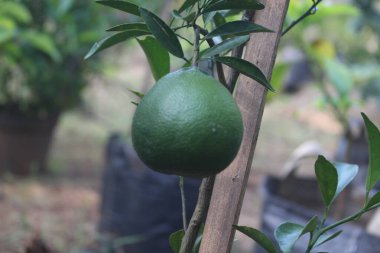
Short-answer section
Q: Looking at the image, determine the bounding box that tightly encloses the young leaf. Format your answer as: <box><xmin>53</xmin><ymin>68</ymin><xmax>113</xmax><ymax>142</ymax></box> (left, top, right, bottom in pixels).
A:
<box><xmin>203</xmin><ymin>11</ymin><xmax>217</xmax><ymax>25</ymax></box>
<box><xmin>233</xmin><ymin>225</ymin><xmax>277</xmax><ymax>253</ymax></box>
<box><xmin>204</xmin><ymin>21</ymin><xmax>272</xmax><ymax>39</ymax></box>
<box><xmin>21</xmin><ymin>31</ymin><xmax>61</xmax><ymax>62</ymax></box>
<box><xmin>203</xmin><ymin>0</ymin><xmax>265</xmax><ymax>13</ymax></box>
<box><xmin>137</xmin><ymin>36</ymin><xmax>170</xmax><ymax>81</ymax></box>
<box><xmin>214</xmin><ymin>56</ymin><xmax>273</xmax><ymax>91</ymax></box>
<box><xmin>213</xmin><ymin>12</ymin><xmax>226</xmax><ymax>27</ymax></box>
<box><xmin>301</xmin><ymin>216</ymin><xmax>318</xmax><ymax>235</ymax></box>
<box><xmin>96</xmin><ymin>0</ymin><xmax>141</xmax><ymax>16</ymax></box>
<box><xmin>193</xmin><ymin>224</ymin><xmax>204</xmax><ymax>253</ymax></box>
<box><xmin>107</xmin><ymin>23</ymin><xmax>149</xmax><ymax>32</ymax></box>
<box><xmin>362</xmin><ymin>113</ymin><xmax>380</xmax><ymax>192</ymax></box>
<box><xmin>172</xmin><ymin>10</ymin><xmax>196</xmax><ymax>23</ymax></box>
<box><xmin>85</xmin><ymin>30</ymin><xmax>150</xmax><ymax>59</ymax></box>
<box><xmin>201</xmin><ymin>35</ymin><xmax>249</xmax><ymax>58</ymax></box>
<box><xmin>274</xmin><ymin>222</ymin><xmax>304</xmax><ymax>253</ymax></box>
<box><xmin>366</xmin><ymin>192</ymin><xmax>380</xmax><ymax>209</ymax></box>
<box><xmin>314</xmin><ymin>155</ymin><xmax>338</xmax><ymax>208</ymax></box>
<box><xmin>139</xmin><ymin>8</ymin><xmax>184</xmax><ymax>58</ymax></box>
<box><xmin>178</xmin><ymin>0</ymin><xmax>198</xmax><ymax>13</ymax></box>
<box><xmin>333</xmin><ymin>162</ymin><xmax>358</xmax><ymax>200</ymax></box>
<box><xmin>324</xmin><ymin>59</ymin><xmax>353</xmax><ymax>96</ymax></box>
<box><xmin>315</xmin><ymin>231</ymin><xmax>343</xmax><ymax>247</ymax></box>
<box><xmin>127</xmin><ymin>88</ymin><xmax>144</xmax><ymax>98</ymax></box>
<box><xmin>169</xmin><ymin>229</ymin><xmax>185</xmax><ymax>253</ymax></box>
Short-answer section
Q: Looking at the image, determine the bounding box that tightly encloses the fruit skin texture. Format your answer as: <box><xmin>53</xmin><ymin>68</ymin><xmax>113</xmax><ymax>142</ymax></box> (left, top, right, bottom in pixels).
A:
<box><xmin>131</xmin><ymin>68</ymin><xmax>243</xmax><ymax>178</ymax></box>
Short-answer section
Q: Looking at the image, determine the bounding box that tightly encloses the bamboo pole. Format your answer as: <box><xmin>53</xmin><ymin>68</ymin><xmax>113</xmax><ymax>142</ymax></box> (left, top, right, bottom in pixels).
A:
<box><xmin>198</xmin><ymin>1</ymin><xmax>290</xmax><ymax>252</ymax></box>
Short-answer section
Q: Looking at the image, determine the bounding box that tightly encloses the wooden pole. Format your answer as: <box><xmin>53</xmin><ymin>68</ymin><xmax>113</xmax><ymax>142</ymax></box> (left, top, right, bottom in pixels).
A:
<box><xmin>198</xmin><ymin>1</ymin><xmax>290</xmax><ymax>252</ymax></box>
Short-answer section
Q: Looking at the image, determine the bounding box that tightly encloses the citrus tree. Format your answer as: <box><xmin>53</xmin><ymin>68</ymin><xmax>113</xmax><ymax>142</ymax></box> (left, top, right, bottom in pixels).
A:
<box><xmin>86</xmin><ymin>0</ymin><xmax>380</xmax><ymax>252</ymax></box>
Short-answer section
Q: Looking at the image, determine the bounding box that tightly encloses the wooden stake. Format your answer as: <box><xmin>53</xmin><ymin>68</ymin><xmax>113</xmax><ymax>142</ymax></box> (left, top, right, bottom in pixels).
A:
<box><xmin>198</xmin><ymin>1</ymin><xmax>290</xmax><ymax>252</ymax></box>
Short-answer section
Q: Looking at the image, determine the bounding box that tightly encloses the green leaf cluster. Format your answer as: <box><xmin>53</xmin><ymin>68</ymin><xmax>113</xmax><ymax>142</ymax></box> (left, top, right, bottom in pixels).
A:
<box><xmin>235</xmin><ymin>113</ymin><xmax>380</xmax><ymax>253</ymax></box>
<box><xmin>0</xmin><ymin>0</ymin><xmax>112</xmax><ymax>115</ymax></box>
<box><xmin>86</xmin><ymin>0</ymin><xmax>274</xmax><ymax>90</ymax></box>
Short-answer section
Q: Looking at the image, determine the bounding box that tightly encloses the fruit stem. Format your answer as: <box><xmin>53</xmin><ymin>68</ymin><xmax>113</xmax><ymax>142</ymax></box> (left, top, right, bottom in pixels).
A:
<box><xmin>179</xmin><ymin>176</ymin><xmax>188</xmax><ymax>231</ymax></box>
<box><xmin>179</xmin><ymin>176</ymin><xmax>215</xmax><ymax>253</ymax></box>
<box><xmin>196</xmin><ymin>25</ymin><xmax>227</xmax><ymax>86</ymax></box>
<box><xmin>192</xmin><ymin>25</ymin><xmax>200</xmax><ymax>67</ymax></box>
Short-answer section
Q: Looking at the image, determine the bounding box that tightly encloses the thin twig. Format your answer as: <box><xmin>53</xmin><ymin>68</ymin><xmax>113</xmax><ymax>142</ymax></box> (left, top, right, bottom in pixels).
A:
<box><xmin>177</xmin><ymin>33</ymin><xmax>194</xmax><ymax>45</ymax></box>
<box><xmin>179</xmin><ymin>176</ymin><xmax>188</xmax><ymax>231</ymax></box>
<box><xmin>179</xmin><ymin>176</ymin><xmax>215</xmax><ymax>253</ymax></box>
<box><xmin>281</xmin><ymin>0</ymin><xmax>323</xmax><ymax>36</ymax></box>
<box><xmin>192</xmin><ymin>25</ymin><xmax>201</xmax><ymax>67</ymax></box>
<box><xmin>227</xmin><ymin>10</ymin><xmax>255</xmax><ymax>92</ymax></box>
<box><xmin>196</xmin><ymin>25</ymin><xmax>227</xmax><ymax>86</ymax></box>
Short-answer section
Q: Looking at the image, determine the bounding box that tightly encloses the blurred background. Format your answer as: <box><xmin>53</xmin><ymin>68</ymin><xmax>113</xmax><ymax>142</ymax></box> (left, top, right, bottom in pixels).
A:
<box><xmin>0</xmin><ymin>0</ymin><xmax>379</xmax><ymax>252</ymax></box>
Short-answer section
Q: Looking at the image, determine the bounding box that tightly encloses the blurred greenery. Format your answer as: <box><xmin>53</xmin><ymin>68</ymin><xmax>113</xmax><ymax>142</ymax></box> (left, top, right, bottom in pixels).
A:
<box><xmin>0</xmin><ymin>0</ymin><xmax>112</xmax><ymax>116</ymax></box>
<box><xmin>272</xmin><ymin>0</ymin><xmax>380</xmax><ymax>126</ymax></box>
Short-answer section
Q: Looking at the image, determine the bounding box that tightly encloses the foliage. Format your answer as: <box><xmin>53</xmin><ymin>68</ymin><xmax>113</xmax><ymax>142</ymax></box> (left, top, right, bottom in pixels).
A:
<box><xmin>276</xmin><ymin>0</ymin><xmax>380</xmax><ymax>129</ymax></box>
<box><xmin>235</xmin><ymin>113</ymin><xmax>380</xmax><ymax>253</ymax></box>
<box><xmin>0</xmin><ymin>0</ymin><xmax>111</xmax><ymax>115</ymax></box>
<box><xmin>86</xmin><ymin>0</ymin><xmax>273</xmax><ymax>91</ymax></box>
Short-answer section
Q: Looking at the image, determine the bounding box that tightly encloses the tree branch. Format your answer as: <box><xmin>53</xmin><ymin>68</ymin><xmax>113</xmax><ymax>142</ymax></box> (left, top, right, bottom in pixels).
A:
<box><xmin>281</xmin><ymin>0</ymin><xmax>323</xmax><ymax>36</ymax></box>
<box><xmin>179</xmin><ymin>176</ymin><xmax>215</xmax><ymax>253</ymax></box>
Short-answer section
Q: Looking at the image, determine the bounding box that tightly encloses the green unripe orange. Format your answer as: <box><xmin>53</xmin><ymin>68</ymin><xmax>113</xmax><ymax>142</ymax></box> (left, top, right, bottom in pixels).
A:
<box><xmin>131</xmin><ymin>68</ymin><xmax>243</xmax><ymax>178</ymax></box>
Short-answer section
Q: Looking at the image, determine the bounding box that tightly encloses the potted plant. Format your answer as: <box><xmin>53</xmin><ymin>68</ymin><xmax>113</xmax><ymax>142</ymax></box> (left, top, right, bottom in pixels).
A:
<box><xmin>0</xmin><ymin>0</ymin><xmax>109</xmax><ymax>175</ymax></box>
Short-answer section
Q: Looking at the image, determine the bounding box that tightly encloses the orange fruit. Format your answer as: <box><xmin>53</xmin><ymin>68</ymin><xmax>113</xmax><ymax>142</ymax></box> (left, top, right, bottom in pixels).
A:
<box><xmin>132</xmin><ymin>68</ymin><xmax>243</xmax><ymax>178</ymax></box>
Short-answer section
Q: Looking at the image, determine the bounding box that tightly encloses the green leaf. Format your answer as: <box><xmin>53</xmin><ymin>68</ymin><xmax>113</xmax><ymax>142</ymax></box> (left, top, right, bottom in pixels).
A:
<box><xmin>204</xmin><ymin>21</ymin><xmax>272</xmax><ymax>39</ymax></box>
<box><xmin>324</xmin><ymin>59</ymin><xmax>353</xmax><ymax>96</ymax></box>
<box><xmin>203</xmin><ymin>11</ymin><xmax>217</xmax><ymax>25</ymax></box>
<box><xmin>193</xmin><ymin>224</ymin><xmax>204</xmax><ymax>253</ymax></box>
<box><xmin>172</xmin><ymin>10</ymin><xmax>196</xmax><ymax>23</ymax></box>
<box><xmin>214</xmin><ymin>56</ymin><xmax>273</xmax><ymax>91</ymax></box>
<box><xmin>0</xmin><ymin>29</ymin><xmax>14</xmax><ymax>43</ymax></box>
<box><xmin>96</xmin><ymin>0</ymin><xmax>141</xmax><ymax>16</ymax></box>
<box><xmin>137</xmin><ymin>36</ymin><xmax>170</xmax><ymax>81</ymax></box>
<box><xmin>266</xmin><ymin>63</ymin><xmax>289</xmax><ymax>101</ymax></box>
<box><xmin>169</xmin><ymin>229</ymin><xmax>185</xmax><ymax>253</ymax></box>
<box><xmin>333</xmin><ymin>162</ymin><xmax>358</xmax><ymax>200</ymax></box>
<box><xmin>362</xmin><ymin>113</ymin><xmax>380</xmax><ymax>192</ymax></box>
<box><xmin>213</xmin><ymin>12</ymin><xmax>226</xmax><ymax>27</ymax></box>
<box><xmin>315</xmin><ymin>231</ymin><xmax>342</xmax><ymax>247</ymax></box>
<box><xmin>21</xmin><ymin>30</ymin><xmax>61</xmax><ymax>62</ymax></box>
<box><xmin>178</xmin><ymin>0</ymin><xmax>198</xmax><ymax>13</ymax></box>
<box><xmin>203</xmin><ymin>0</ymin><xmax>265</xmax><ymax>13</ymax></box>
<box><xmin>127</xmin><ymin>88</ymin><xmax>144</xmax><ymax>98</ymax></box>
<box><xmin>107</xmin><ymin>23</ymin><xmax>149</xmax><ymax>32</ymax></box>
<box><xmin>234</xmin><ymin>225</ymin><xmax>277</xmax><ymax>253</ymax></box>
<box><xmin>315</xmin><ymin>155</ymin><xmax>338</xmax><ymax>208</ymax></box>
<box><xmin>274</xmin><ymin>222</ymin><xmax>304</xmax><ymax>253</ymax></box>
<box><xmin>201</xmin><ymin>35</ymin><xmax>249</xmax><ymax>59</ymax></box>
<box><xmin>367</xmin><ymin>192</ymin><xmax>380</xmax><ymax>209</ymax></box>
<box><xmin>56</xmin><ymin>0</ymin><xmax>75</xmax><ymax>17</ymax></box>
<box><xmin>85</xmin><ymin>30</ymin><xmax>150</xmax><ymax>59</ymax></box>
<box><xmin>0</xmin><ymin>1</ymin><xmax>32</xmax><ymax>24</ymax></box>
<box><xmin>301</xmin><ymin>216</ymin><xmax>318</xmax><ymax>235</ymax></box>
<box><xmin>139</xmin><ymin>8</ymin><xmax>184</xmax><ymax>58</ymax></box>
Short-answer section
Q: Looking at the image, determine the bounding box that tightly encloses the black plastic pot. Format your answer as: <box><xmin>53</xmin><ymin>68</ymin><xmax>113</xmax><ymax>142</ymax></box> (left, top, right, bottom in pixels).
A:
<box><xmin>0</xmin><ymin>110</ymin><xmax>59</xmax><ymax>176</ymax></box>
